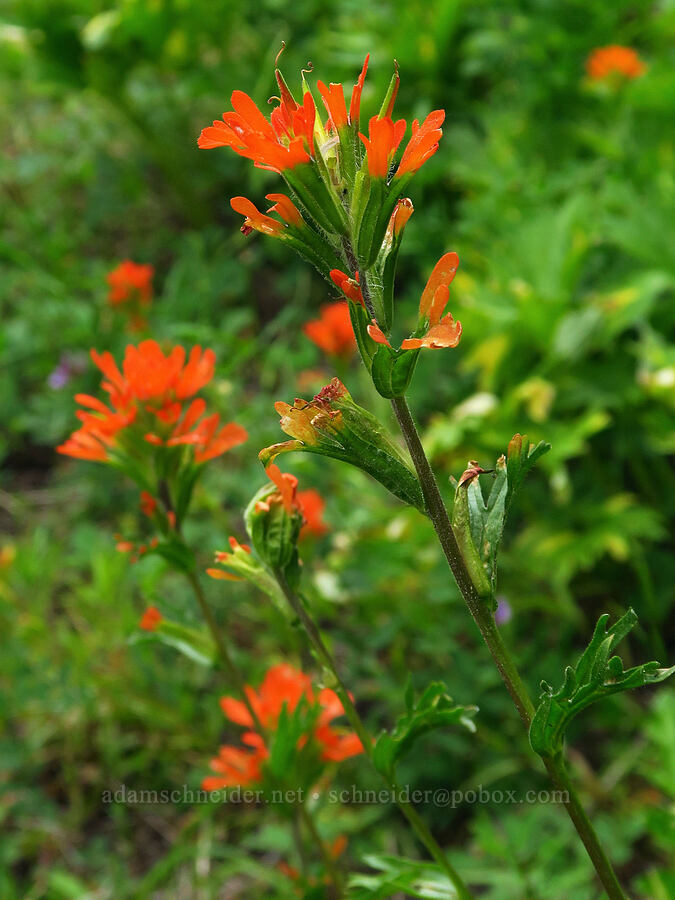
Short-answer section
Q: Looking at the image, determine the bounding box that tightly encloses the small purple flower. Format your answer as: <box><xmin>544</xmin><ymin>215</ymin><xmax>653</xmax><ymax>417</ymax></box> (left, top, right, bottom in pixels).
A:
<box><xmin>48</xmin><ymin>353</ymin><xmax>87</xmax><ymax>390</ymax></box>
<box><xmin>495</xmin><ymin>596</ymin><xmax>512</xmax><ymax>626</ymax></box>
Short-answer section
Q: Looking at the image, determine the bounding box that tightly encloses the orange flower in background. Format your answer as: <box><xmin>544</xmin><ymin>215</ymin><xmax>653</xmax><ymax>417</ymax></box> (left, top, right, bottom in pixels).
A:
<box><xmin>139</xmin><ymin>606</ymin><xmax>162</xmax><ymax>631</ymax></box>
<box><xmin>107</xmin><ymin>261</ymin><xmax>154</xmax><ymax>331</ymax></box>
<box><xmin>202</xmin><ymin>734</ymin><xmax>268</xmax><ymax>790</ymax></box>
<box><xmin>297</xmin><ymin>489</ymin><xmax>329</xmax><ymax>538</ymax></box>
<box><xmin>303</xmin><ymin>302</ymin><xmax>356</xmax><ymax>358</ymax></box>
<box><xmin>586</xmin><ymin>45</ymin><xmax>646</xmax><ymax>80</ymax></box>
<box><xmin>107</xmin><ymin>260</ymin><xmax>154</xmax><ymax>306</ymax></box>
<box><xmin>203</xmin><ymin>663</ymin><xmax>363</xmax><ymax>791</ymax></box>
<box><xmin>140</xmin><ymin>491</ymin><xmax>157</xmax><ymax>517</ymax></box>
<box><xmin>57</xmin><ymin>340</ymin><xmax>247</xmax><ymax>465</ymax></box>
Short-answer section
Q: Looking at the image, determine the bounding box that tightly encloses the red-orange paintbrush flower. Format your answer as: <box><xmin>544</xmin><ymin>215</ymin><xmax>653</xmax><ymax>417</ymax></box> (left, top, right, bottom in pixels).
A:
<box><xmin>329</xmin><ymin>269</ymin><xmax>365</xmax><ymax>306</ymax></box>
<box><xmin>203</xmin><ymin>663</ymin><xmax>363</xmax><ymax>790</ymax></box>
<box><xmin>198</xmin><ymin>89</ymin><xmax>314</xmax><ymax>174</ymax></box>
<box><xmin>303</xmin><ymin>302</ymin><xmax>356</xmax><ymax>358</ymax></box>
<box><xmin>395</xmin><ymin>110</ymin><xmax>445</xmax><ymax>178</ymax></box>
<box><xmin>316</xmin><ymin>54</ymin><xmax>370</xmax><ymax>131</ymax></box>
<box><xmin>359</xmin><ymin>115</ymin><xmax>407</xmax><ymax>177</ymax></box>
<box><xmin>367</xmin><ymin>252</ymin><xmax>462</xmax><ymax>351</ymax></box>
<box><xmin>107</xmin><ymin>260</ymin><xmax>154</xmax><ymax>306</ymax></box>
<box><xmin>57</xmin><ymin>341</ymin><xmax>247</xmax><ymax>465</ymax></box>
<box><xmin>586</xmin><ymin>45</ymin><xmax>646</xmax><ymax>80</ymax></box>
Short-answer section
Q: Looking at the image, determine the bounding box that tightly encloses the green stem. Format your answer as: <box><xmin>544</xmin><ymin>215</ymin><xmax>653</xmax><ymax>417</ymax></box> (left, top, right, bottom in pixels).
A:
<box><xmin>543</xmin><ymin>756</ymin><xmax>629</xmax><ymax>900</ymax></box>
<box><xmin>185</xmin><ymin>569</ymin><xmax>265</xmax><ymax>735</ymax></box>
<box><xmin>274</xmin><ymin>570</ymin><xmax>474</xmax><ymax>900</ymax></box>
<box><xmin>297</xmin><ymin>802</ymin><xmax>344</xmax><ymax>899</ymax></box>
<box><xmin>186</xmin><ymin>566</ymin><xmax>343</xmax><ymax>897</ymax></box>
<box><xmin>390</xmin><ymin>396</ymin><xmax>534</xmax><ymax>727</ymax></box>
<box><xmin>387</xmin><ymin>394</ymin><xmax>629</xmax><ymax>899</ymax></box>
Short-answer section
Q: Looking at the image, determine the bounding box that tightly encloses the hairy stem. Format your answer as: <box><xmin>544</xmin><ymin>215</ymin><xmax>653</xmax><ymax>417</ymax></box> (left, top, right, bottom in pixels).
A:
<box><xmin>274</xmin><ymin>570</ymin><xmax>475</xmax><ymax>900</ymax></box>
<box><xmin>544</xmin><ymin>756</ymin><xmax>629</xmax><ymax>900</ymax></box>
<box><xmin>387</xmin><ymin>395</ymin><xmax>628</xmax><ymax>899</ymax></box>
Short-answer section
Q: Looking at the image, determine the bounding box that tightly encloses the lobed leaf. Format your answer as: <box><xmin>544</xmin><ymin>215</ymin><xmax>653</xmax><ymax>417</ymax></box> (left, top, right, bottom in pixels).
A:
<box><xmin>530</xmin><ymin>608</ymin><xmax>675</xmax><ymax>757</ymax></box>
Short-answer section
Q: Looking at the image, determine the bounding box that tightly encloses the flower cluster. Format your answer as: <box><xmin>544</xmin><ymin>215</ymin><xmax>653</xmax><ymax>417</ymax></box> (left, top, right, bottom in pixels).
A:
<box><xmin>199</xmin><ymin>54</ymin><xmax>443</xmax><ymax>273</ymax></box>
<box><xmin>57</xmin><ymin>340</ymin><xmax>246</xmax><ymax>465</ymax></box>
<box><xmin>203</xmin><ymin>663</ymin><xmax>363</xmax><ymax>790</ymax></box>
<box><xmin>303</xmin><ymin>301</ymin><xmax>356</xmax><ymax>358</ymax></box>
<box><xmin>586</xmin><ymin>45</ymin><xmax>646</xmax><ymax>81</ymax></box>
<box><xmin>57</xmin><ymin>340</ymin><xmax>247</xmax><ymax>530</ymax></box>
<box><xmin>199</xmin><ymin>57</ymin><xmax>462</xmax><ymax>398</ymax></box>
<box><xmin>106</xmin><ymin>260</ymin><xmax>154</xmax><ymax>330</ymax></box>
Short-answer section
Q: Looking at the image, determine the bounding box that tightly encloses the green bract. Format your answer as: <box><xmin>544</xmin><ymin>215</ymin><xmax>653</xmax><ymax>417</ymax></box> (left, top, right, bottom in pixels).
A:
<box><xmin>373</xmin><ymin>680</ymin><xmax>477</xmax><ymax>778</ymax></box>
<box><xmin>451</xmin><ymin>435</ymin><xmax>551</xmax><ymax>604</ymax></box>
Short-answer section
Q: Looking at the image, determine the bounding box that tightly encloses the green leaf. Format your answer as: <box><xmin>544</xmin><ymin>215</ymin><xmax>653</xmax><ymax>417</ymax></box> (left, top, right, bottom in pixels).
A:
<box><xmin>373</xmin><ymin>682</ymin><xmax>477</xmax><ymax>777</ymax></box>
<box><xmin>129</xmin><ymin>620</ymin><xmax>215</xmax><ymax>667</ymax></box>
<box><xmin>530</xmin><ymin>608</ymin><xmax>675</xmax><ymax>757</ymax></box>
<box><xmin>149</xmin><ymin>538</ymin><xmax>196</xmax><ymax>574</ymax></box>
<box><xmin>349</xmin><ymin>854</ymin><xmax>458</xmax><ymax>899</ymax></box>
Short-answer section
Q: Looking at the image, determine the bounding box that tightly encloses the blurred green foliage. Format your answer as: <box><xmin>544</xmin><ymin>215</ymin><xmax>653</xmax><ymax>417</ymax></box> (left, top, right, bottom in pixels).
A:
<box><xmin>1</xmin><ymin>0</ymin><xmax>674</xmax><ymax>897</ymax></box>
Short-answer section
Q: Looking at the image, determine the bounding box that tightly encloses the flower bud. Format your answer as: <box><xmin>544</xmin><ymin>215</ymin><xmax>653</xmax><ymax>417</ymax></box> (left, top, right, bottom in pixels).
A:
<box><xmin>245</xmin><ymin>465</ymin><xmax>304</xmax><ymax>580</ymax></box>
<box><xmin>260</xmin><ymin>379</ymin><xmax>424</xmax><ymax>511</ymax></box>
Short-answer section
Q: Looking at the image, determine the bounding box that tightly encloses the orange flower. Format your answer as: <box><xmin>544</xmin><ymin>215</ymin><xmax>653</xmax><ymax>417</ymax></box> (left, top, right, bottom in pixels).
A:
<box><xmin>140</xmin><ymin>491</ymin><xmax>157</xmax><ymax>517</ymax></box>
<box><xmin>265</xmin><ymin>193</ymin><xmax>304</xmax><ymax>228</ymax></box>
<box><xmin>202</xmin><ymin>733</ymin><xmax>268</xmax><ymax>789</ymax></box>
<box><xmin>359</xmin><ymin>115</ymin><xmax>407</xmax><ymax>178</ymax></box>
<box><xmin>317</xmin><ymin>54</ymin><xmax>370</xmax><ymax>131</ymax></box>
<box><xmin>139</xmin><ymin>606</ymin><xmax>162</xmax><ymax>631</ymax></box>
<box><xmin>400</xmin><ymin>314</ymin><xmax>462</xmax><ymax>350</ymax></box>
<box><xmin>198</xmin><ymin>87</ymin><xmax>315</xmax><ymax>174</ymax></box>
<box><xmin>107</xmin><ymin>260</ymin><xmax>154</xmax><ymax>306</ymax></box>
<box><xmin>230</xmin><ymin>193</ymin><xmax>306</xmax><ymax>238</ymax></box>
<box><xmin>203</xmin><ymin>663</ymin><xmax>363</xmax><ymax>790</ymax></box>
<box><xmin>303</xmin><ymin>302</ymin><xmax>356</xmax><ymax>358</ymax></box>
<box><xmin>586</xmin><ymin>45</ymin><xmax>646</xmax><ymax>80</ymax></box>
<box><xmin>395</xmin><ymin>110</ymin><xmax>445</xmax><ymax>178</ymax></box>
<box><xmin>258</xmin><ymin>464</ymin><xmax>299</xmax><ymax>515</ymax></box>
<box><xmin>297</xmin><ymin>489</ymin><xmax>329</xmax><ymax>538</ymax></box>
<box><xmin>366</xmin><ymin>252</ymin><xmax>462</xmax><ymax>351</ymax></box>
<box><xmin>231</xmin><ymin>197</ymin><xmax>285</xmax><ymax>236</ymax></box>
<box><xmin>329</xmin><ymin>269</ymin><xmax>364</xmax><ymax>306</ymax></box>
<box><xmin>57</xmin><ymin>341</ymin><xmax>247</xmax><ymax>464</ymax></box>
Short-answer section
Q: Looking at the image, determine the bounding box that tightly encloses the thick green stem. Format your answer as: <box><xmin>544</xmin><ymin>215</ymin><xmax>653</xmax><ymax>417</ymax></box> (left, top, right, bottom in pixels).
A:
<box><xmin>274</xmin><ymin>570</ymin><xmax>474</xmax><ymax>900</ymax></box>
<box><xmin>390</xmin><ymin>396</ymin><xmax>535</xmax><ymax>726</ymax></box>
<box><xmin>543</xmin><ymin>756</ymin><xmax>629</xmax><ymax>900</ymax></box>
<box><xmin>387</xmin><ymin>394</ymin><xmax>629</xmax><ymax>899</ymax></box>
